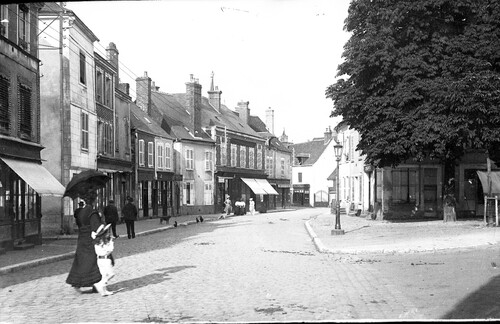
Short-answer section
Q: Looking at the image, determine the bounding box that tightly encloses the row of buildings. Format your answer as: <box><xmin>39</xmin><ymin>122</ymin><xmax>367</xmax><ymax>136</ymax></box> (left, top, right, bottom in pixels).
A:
<box><xmin>0</xmin><ymin>3</ymin><xmax>294</xmax><ymax>250</ymax></box>
<box><xmin>1</xmin><ymin>3</ymin><xmax>496</xmax><ymax>252</ymax></box>
<box><xmin>292</xmin><ymin>120</ymin><xmax>499</xmax><ymax>222</ymax></box>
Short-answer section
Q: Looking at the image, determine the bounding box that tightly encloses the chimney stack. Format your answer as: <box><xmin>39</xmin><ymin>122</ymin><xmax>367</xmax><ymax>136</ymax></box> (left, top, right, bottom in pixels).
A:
<box><xmin>236</xmin><ymin>101</ymin><xmax>250</xmax><ymax>125</ymax></box>
<box><xmin>324</xmin><ymin>126</ymin><xmax>333</xmax><ymax>144</ymax></box>
<box><xmin>208</xmin><ymin>71</ymin><xmax>222</xmax><ymax>113</ymax></box>
<box><xmin>135</xmin><ymin>71</ymin><xmax>152</xmax><ymax>114</ymax></box>
<box><xmin>266</xmin><ymin>107</ymin><xmax>274</xmax><ymax>135</ymax></box>
<box><xmin>106</xmin><ymin>42</ymin><xmax>119</xmax><ymax>85</ymax></box>
<box><xmin>185</xmin><ymin>74</ymin><xmax>202</xmax><ymax>133</ymax></box>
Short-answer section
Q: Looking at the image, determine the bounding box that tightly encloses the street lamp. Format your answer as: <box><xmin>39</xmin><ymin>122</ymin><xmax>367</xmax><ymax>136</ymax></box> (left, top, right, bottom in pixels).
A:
<box><xmin>364</xmin><ymin>164</ymin><xmax>374</xmax><ymax>213</ymax></box>
<box><xmin>332</xmin><ymin>142</ymin><xmax>345</xmax><ymax>235</ymax></box>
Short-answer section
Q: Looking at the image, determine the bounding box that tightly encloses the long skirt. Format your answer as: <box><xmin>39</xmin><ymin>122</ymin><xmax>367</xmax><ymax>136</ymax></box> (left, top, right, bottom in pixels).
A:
<box><xmin>66</xmin><ymin>226</ymin><xmax>102</xmax><ymax>287</ymax></box>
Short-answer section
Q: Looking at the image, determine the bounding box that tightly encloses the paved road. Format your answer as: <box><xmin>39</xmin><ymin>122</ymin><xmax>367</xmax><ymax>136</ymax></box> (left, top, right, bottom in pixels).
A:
<box><xmin>1</xmin><ymin>209</ymin><xmax>499</xmax><ymax>322</ymax></box>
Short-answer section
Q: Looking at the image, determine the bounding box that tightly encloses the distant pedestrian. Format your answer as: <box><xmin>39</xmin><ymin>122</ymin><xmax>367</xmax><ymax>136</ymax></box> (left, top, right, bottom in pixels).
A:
<box><xmin>103</xmin><ymin>199</ymin><xmax>119</xmax><ymax>238</ymax></box>
<box><xmin>74</xmin><ymin>201</ymin><xmax>85</xmax><ymax>228</ymax></box>
<box><xmin>223</xmin><ymin>196</ymin><xmax>232</xmax><ymax>218</ymax></box>
<box><xmin>122</xmin><ymin>196</ymin><xmax>138</xmax><ymax>239</ymax></box>
<box><xmin>249</xmin><ymin>198</ymin><xmax>255</xmax><ymax>215</ymax></box>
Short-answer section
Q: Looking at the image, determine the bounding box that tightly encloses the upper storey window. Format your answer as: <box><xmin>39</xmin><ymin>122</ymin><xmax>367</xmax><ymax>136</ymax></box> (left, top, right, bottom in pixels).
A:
<box><xmin>18</xmin><ymin>4</ymin><xmax>29</xmax><ymax>51</ymax></box>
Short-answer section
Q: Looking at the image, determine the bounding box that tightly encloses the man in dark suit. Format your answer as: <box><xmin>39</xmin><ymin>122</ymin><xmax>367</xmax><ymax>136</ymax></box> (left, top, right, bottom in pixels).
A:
<box><xmin>103</xmin><ymin>199</ymin><xmax>119</xmax><ymax>238</ymax></box>
<box><xmin>122</xmin><ymin>196</ymin><xmax>138</xmax><ymax>239</ymax></box>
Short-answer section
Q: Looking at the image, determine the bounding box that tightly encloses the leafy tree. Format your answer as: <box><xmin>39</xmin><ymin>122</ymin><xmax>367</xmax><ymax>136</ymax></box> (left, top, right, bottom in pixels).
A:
<box><xmin>326</xmin><ymin>0</ymin><xmax>500</xmax><ymax>172</ymax></box>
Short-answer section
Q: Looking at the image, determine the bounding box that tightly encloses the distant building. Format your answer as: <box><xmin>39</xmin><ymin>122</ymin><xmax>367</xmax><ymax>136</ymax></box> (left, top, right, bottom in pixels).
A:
<box><xmin>290</xmin><ymin>127</ymin><xmax>337</xmax><ymax>207</ymax></box>
<box><xmin>248</xmin><ymin>109</ymin><xmax>292</xmax><ymax>210</ymax></box>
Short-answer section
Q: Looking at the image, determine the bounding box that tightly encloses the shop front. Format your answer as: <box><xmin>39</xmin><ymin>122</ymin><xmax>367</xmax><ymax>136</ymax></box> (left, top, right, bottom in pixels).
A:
<box><xmin>0</xmin><ymin>157</ymin><xmax>65</xmax><ymax>249</ymax></box>
<box><xmin>292</xmin><ymin>184</ymin><xmax>310</xmax><ymax>206</ymax></box>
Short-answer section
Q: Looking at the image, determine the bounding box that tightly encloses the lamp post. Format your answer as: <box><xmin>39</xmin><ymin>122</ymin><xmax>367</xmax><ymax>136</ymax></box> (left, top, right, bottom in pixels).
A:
<box><xmin>331</xmin><ymin>143</ymin><xmax>344</xmax><ymax>235</ymax></box>
<box><xmin>364</xmin><ymin>164</ymin><xmax>374</xmax><ymax>212</ymax></box>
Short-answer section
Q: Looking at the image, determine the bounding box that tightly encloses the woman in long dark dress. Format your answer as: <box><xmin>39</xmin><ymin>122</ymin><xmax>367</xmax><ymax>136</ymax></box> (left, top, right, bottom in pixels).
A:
<box><xmin>66</xmin><ymin>191</ymin><xmax>103</xmax><ymax>292</ymax></box>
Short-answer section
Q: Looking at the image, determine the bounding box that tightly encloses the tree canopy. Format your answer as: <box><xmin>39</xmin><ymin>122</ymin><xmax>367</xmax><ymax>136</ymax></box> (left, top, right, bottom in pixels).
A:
<box><xmin>326</xmin><ymin>0</ymin><xmax>500</xmax><ymax>168</ymax></box>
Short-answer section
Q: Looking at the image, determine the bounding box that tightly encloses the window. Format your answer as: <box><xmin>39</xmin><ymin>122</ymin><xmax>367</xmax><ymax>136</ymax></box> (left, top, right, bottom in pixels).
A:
<box><xmin>103</xmin><ymin>122</ymin><xmax>112</xmax><ymax>154</ymax></box>
<box><xmin>104</xmin><ymin>73</ymin><xmax>112</xmax><ymax>107</ymax></box>
<box><xmin>79</xmin><ymin>52</ymin><xmax>86</xmax><ymax>85</ymax></box>
<box><xmin>266</xmin><ymin>155</ymin><xmax>273</xmax><ymax>176</ymax></box>
<box><xmin>230</xmin><ymin>144</ymin><xmax>237</xmax><ymax>167</ymax></box>
<box><xmin>18</xmin><ymin>83</ymin><xmax>31</xmax><ymax>139</ymax></box>
<box><xmin>392</xmin><ymin>168</ymin><xmax>417</xmax><ymax>203</ymax></box>
<box><xmin>240</xmin><ymin>146</ymin><xmax>246</xmax><ymax>168</ymax></box>
<box><xmin>165</xmin><ymin>143</ymin><xmax>171</xmax><ymax>169</ymax></box>
<box><xmin>157</xmin><ymin>143</ymin><xmax>164</xmax><ymax>169</ymax></box>
<box><xmin>18</xmin><ymin>5</ymin><xmax>29</xmax><ymax>50</ymax></box>
<box><xmin>138</xmin><ymin>139</ymin><xmax>145</xmax><ymax>166</ymax></box>
<box><xmin>81</xmin><ymin>112</ymin><xmax>89</xmax><ymax>150</ymax></box>
<box><xmin>183</xmin><ymin>181</ymin><xmax>194</xmax><ymax>205</ymax></box>
<box><xmin>298</xmin><ymin>172</ymin><xmax>302</xmax><ymax>183</ymax></box>
<box><xmin>249</xmin><ymin>147</ymin><xmax>255</xmax><ymax>169</ymax></box>
<box><xmin>0</xmin><ymin>75</ymin><xmax>10</xmax><ymax>133</ymax></box>
<box><xmin>204</xmin><ymin>182</ymin><xmax>213</xmax><ymax>205</ymax></box>
<box><xmin>185</xmin><ymin>147</ymin><xmax>194</xmax><ymax>170</ymax></box>
<box><xmin>147</xmin><ymin>142</ymin><xmax>154</xmax><ymax>167</ymax></box>
<box><xmin>0</xmin><ymin>5</ymin><xmax>8</xmax><ymax>36</ymax></box>
<box><xmin>205</xmin><ymin>150</ymin><xmax>213</xmax><ymax>171</ymax></box>
<box><xmin>220</xmin><ymin>140</ymin><xmax>227</xmax><ymax>166</ymax></box>
<box><xmin>257</xmin><ymin>144</ymin><xmax>262</xmax><ymax>169</ymax></box>
<box><xmin>281</xmin><ymin>158</ymin><xmax>285</xmax><ymax>177</ymax></box>
<box><xmin>96</xmin><ymin>69</ymin><xmax>103</xmax><ymax>103</ymax></box>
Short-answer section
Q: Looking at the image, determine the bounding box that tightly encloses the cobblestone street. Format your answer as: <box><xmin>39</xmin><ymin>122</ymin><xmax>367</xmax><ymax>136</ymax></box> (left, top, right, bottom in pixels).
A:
<box><xmin>1</xmin><ymin>209</ymin><xmax>499</xmax><ymax>322</ymax></box>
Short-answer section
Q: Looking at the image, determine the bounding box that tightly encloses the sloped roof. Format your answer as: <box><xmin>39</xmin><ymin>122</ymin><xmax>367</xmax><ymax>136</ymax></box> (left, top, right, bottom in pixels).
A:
<box><xmin>248</xmin><ymin>115</ymin><xmax>292</xmax><ymax>153</ymax></box>
<box><xmin>291</xmin><ymin>138</ymin><xmax>332</xmax><ymax>165</ymax></box>
<box><xmin>150</xmin><ymin>92</ymin><xmax>213</xmax><ymax>143</ymax></box>
<box><xmin>130</xmin><ymin>104</ymin><xmax>174</xmax><ymax>139</ymax></box>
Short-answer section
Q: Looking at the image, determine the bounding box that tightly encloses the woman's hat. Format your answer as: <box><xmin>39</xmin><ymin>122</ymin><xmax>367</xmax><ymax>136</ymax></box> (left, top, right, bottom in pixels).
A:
<box><xmin>91</xmin><ymin>223</ymin><xmax>111</xmax><ymax>239</ymax></box>
<box><xmin>78</xmin><ymin>201</ymin><xmax>85</xmax><ymax>206</ymax></box>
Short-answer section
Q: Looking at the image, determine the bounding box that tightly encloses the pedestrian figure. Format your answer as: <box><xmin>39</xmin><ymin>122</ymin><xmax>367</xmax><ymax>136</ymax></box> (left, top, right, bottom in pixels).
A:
<box><xmin>249</xmin><ymin>198</ymin><xmax>255</xmax><ymax>215</ymax></box>
<box><xmin>66</xmin><ymin>191</ymin><xmax>104</xmax><ymax>293</ymax></box>
<box><xmin>92</xmin><ymin>223</ymin><xmax>115</xmax><ymax>296</ymax></box>
<box><xmin>103</xmin><ymin>199</ymin><xmax>119</xmax><ymax>238</ymax></box>
<box><xmin>74</xmin><ymin>201</ymin><xmax>85</xmax><ymax>228</ymax></box>
<box><xmin>122</xmin><ymin>196</ymin><xmax>138</xmax><ymax>239</ymax></box>
<box><xmin>222</xmin><ymin>196</ymin><xmax>232</xmax><ymax>218</ymax></box>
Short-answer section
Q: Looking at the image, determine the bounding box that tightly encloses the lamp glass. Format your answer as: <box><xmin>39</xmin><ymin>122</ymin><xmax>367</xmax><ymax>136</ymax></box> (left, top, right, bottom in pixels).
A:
<box><xmin>334</xmin><ymin>144</ymin><xmax>343</xmax><ymax>160</ymax></box>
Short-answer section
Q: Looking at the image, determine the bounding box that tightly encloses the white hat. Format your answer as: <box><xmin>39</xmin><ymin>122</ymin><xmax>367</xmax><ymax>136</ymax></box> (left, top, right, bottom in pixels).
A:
<box><xmin>91</xmin><ymin>223</ymin><xmax>111</xmax><ymax>239</ymax></box>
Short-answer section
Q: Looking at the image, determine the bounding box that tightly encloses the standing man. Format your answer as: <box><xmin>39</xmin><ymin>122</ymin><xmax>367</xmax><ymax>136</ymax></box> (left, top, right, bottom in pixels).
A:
<box><xmin>74</xmin><ymin>201</ymin><xmax>85</xmax><ymax>228</ymax></box>
<box><xmin>103</xmin><ymin>199</ymin><xmax>119</xmax><ymax>238</ymax></box>
<box><xmin>122</xmin><ymin>196</ymin><xmax>138</xmax><ymax>239</ymax></box>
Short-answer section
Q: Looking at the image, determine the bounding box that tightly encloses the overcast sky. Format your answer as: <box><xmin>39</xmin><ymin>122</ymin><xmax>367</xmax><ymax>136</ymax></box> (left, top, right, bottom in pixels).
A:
<box><xmin>67</xmin><ymin>0</ymin><xmax>351</xmax><ymax>144</ymax></box>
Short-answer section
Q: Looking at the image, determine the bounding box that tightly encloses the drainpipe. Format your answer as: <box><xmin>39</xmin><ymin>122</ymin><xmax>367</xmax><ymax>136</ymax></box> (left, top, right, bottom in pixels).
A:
<box><xmin>59</xmin><ymin>3</ymin><xmax>65</xmax><ymax>233</ymax></box>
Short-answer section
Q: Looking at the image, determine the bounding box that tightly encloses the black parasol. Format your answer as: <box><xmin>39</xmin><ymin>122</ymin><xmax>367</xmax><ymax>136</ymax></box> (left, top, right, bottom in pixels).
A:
<box><xmin>63</xmin><ymin>169</ymin><xmax>110</xmax><ymax>199</ymax></box>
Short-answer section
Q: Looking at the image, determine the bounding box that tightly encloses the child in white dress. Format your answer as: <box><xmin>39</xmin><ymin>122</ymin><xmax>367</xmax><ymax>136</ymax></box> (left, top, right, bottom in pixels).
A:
<box><xmin>91</xmin><ymin>223</ymin><xmax>115</xmax><ymax>296</ymax></box>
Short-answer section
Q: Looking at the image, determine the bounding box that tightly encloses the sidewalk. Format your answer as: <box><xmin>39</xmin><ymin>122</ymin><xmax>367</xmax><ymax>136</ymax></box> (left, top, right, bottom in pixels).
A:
<box><xmin>306</xmin><ymin>211</ymin><xmax>500</xmax><ymax>254</ymax></box>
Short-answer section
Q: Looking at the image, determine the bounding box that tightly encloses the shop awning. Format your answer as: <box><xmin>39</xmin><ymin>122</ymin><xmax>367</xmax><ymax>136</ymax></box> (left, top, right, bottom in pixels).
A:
<box><xmin>254</xmin><ymin>178</ymin><xmax>279</xmax><ymax>195</ymax></box>
<box><xmin>241</xmin><ymin>178</ymin><xmax>267</xmax><ymax>195</ymax></box>
<box><xmin>477</xmin><ymin>171</ymin><xmax>500</xmax><ymax>195</ymax></box>
<box><xmin>1</xmin><ymin>157</ymin><xmax>66</xmax><ymax>197</ymax></box>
